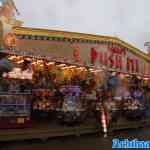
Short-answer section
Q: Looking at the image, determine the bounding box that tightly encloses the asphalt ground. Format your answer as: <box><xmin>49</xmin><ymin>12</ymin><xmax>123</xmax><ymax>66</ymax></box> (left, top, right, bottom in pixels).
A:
<box><xmin>1</xmin><ymin>127</ymin><xmax>150</xmax><ymax>150</ymax></box>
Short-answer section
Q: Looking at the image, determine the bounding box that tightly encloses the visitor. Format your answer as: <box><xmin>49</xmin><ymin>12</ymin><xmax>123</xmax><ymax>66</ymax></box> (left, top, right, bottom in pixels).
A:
<box><xmin>54</xmin><ymin>86</ymin><xmax>64</xmax><ymax>102</ymax></box>
<box><xmin>133</xmin><ymin>88</ymin><xmax>144</xmax><ymax>103</ymax></box>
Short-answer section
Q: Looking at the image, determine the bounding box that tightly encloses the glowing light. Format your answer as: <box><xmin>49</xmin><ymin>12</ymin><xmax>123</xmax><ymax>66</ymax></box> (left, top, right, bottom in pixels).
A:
<box><xmin>32</xmin><ymin>62</ymin><xmax>37</xmax><ymax>65</ymax></box>
<box><xmin>39</xmin><ymin>64</ymin><xmax>44</xmax><ymax>67</ymax></box>
<box><xmin>144</xmin><ymin>77</ymin><xmax>150</xmax><ymax>80</ymax></box>
<box><xmin>37</xmin><ymin>60</ymin><xmax>43</xmax><ymax>64</ymax></box>
<box><xmin>57</xmin><ymin>64</ymin><xmax>66</xmax><ymax>67</ymax></box>
<box><xmin>47</xmin><ymin>62</ymin><xmax>55</xmax><ymax>65</ymax></box>
<box><xmin>91</xmin><ymin>69</ymin><xmax>102</xmax><ymax>73</ymax></box>
<box><xmin>25</xmin><ymin>58</ymin><xmax>32</xmax><ymax>61</ymax></box>
<box><xmin>112</xmin><ymin>72</ymin><xmax>116</xmax><ymax>76</ymax></box>
<box><xmin>71</xmin><ymin>65</ymin><xmax>76</xmax><ymax>68</ymax></box>
<box><xmin>16</xmin><ymin>60</ymin><xmax>24</xmax><ymax>64</ymax></box>
<box><xmin>119</xmin><ymin>73</ymin><xmax>125</xmax><ymax>79</ymax></box>
<box><xmin>8</xmin><ymin>55</ymin><xmax>17</xmax><ymax>60</ymax></box>
<box><xmin>125</xmin><ymin>74</ymin><xmax>130</xmax><ymax>77</ymax></box>
<box><xmin>89</xmin><ymin>68</ymin><xmax>94</xmax><ymax>71</ymax></box>
<box><xmin>77</xmin><ymin>67</ymin><xmax>85</xmax><ymax>70</ymax></box>
<box><xmin>3</xmin><ymin>67</ymin><xmax>33</xmax><ymax>80</ymax></box>
<box><xmin>137</xmin><ymin>76</ymin><xmax>142</xmax><ymax>79</ymax></box>
<box><xmin>68</xmin><ymin>65</ymin><xmax>76</xmax><ymax>69</ymax></box>
<box><xmin>61</xmin><ymin>66</ymin><xmax>69</xmax><ymax>70</ymax></box>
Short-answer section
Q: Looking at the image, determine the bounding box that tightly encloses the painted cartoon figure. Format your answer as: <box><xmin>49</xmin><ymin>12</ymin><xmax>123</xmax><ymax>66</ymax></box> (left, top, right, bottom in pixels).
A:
<box><xmin>0</xmin><ymin>0</ymin><xmax>19</xmax><ymax>18</ymax></box>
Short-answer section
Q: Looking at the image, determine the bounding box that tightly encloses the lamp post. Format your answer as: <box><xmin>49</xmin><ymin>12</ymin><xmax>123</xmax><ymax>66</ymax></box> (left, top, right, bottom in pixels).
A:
<box><xmin>144</xmin><ymin>42</ymin><xmax>150</xmax><ymax>55</ymax></box>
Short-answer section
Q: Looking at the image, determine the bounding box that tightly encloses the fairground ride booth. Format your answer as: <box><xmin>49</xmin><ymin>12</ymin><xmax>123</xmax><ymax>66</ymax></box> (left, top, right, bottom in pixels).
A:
<box><xmin>0</xmin><ymin>27</ymin><xmax>150</xmax><ymax>129</ymax></box>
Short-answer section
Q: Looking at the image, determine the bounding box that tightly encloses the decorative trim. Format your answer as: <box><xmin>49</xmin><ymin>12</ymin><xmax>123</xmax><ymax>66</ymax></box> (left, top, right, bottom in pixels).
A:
<box><xmin>13</xmin><ymin>27</ymin><xmax>150</xmax><ymax>62</ymax></box>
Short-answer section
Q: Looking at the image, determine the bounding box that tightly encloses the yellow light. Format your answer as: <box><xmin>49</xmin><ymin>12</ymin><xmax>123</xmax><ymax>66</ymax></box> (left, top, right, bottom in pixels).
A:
<box><xmin>32</xmin><ymin>62</ymin><xmax>37</xmax><ymax>65</ymax></box>
<box><xmin>144</xmin><ymin>78</ymin><xmax>150</xmax><ymax>81</ymax></box>
<box><xmin>91</xmin><ymin>70</ymin><xmax>102</xmax><ymax>73</ymax></box>
<box><xmin>125</xmin><ymin>74</ymin><xmax>130</xmax><ymax>77</ymax></box>
<box><xmin>89</xmin><ymin>68</ymin><xmax>94</xmax><ymax>71</ymax></box>
<box><xmin>57</xmin><ymin>64</ymin><xmax>66</xmax><ymax>67</ymax></box>
<box><xmin>25</xmin><ymin>57</ymin><xmax>32</xmax><ymax>61</ymax></box>
<box><xmin>62</xmin><ymin>66</ymin><xmax>69</xmax><ymax>70</ymax></box>
<box><xmin>137</xmin><ymin>76</ymin><xmax>142</xmax><ymax>79</ymax></box>
<box><xmin>16</xmin><ymin>60</ymin><xmax>24</xmax><ymax>64</ymax></box>
<box><xmin>8</xmin><ymin>55</ymin><xmax>17</xmax><ymax>60</ymax></box>
<box><xmin>16</xmin><ymin>56</ymin><xmax>23</xmax><ymax>60</ymax></box>
<box><xmin>119</xmin><ymin>73</ymin><xmax>125</xmax><ymax>79</ymax></box>
<box><xmin>37</xmin><ymin>60</ymin><xmax>43</xmax><ymax>64</ymax></box>
<box><xmin>68</xmin><ymin>65</ymin><xmax>76</xmax><ymax>68</ymax></box>
<box><xmin>40</xmin><ymin>64</ymin><xmax>44</xmax><ymax>67</ymax></box>
<box><xmin>47</xmin><ymin>62</ymin><xmax>55</xmax><ymax>65</ymax></box>
<box><xmin>77</xmin><ymin>67</ymin><xmax>85</xmax><ymax>70</ymax></box>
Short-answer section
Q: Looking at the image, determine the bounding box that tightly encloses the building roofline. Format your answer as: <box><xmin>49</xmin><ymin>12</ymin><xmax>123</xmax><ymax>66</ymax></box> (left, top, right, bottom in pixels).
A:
<box><xmin>12</xmin><ymin>26</ymin><xmax>150</xmax><ymax>62</ymax></box>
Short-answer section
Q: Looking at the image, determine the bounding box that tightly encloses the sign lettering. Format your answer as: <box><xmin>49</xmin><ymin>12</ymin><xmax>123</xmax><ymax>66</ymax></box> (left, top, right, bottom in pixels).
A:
<box><xmin>90</xmin><ymin>48</ymin><xmax>141</xmax><ymax>73</ymax></box>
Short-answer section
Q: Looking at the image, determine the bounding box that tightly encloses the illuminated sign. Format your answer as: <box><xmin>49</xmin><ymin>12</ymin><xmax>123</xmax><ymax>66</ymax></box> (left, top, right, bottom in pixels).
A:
<box><xmin>90</xmin><ymin>47</ymin><xmax>141</xmax><ymax>73</ymax></box>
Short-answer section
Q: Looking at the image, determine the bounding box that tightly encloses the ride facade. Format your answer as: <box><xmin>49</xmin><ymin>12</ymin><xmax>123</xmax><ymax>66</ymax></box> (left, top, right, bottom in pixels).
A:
<box><xmin>0</xmin><ymin>0</ymin><xmax>149</xmax><ymax>136</ymax></box>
